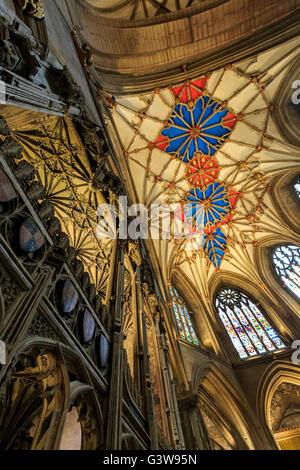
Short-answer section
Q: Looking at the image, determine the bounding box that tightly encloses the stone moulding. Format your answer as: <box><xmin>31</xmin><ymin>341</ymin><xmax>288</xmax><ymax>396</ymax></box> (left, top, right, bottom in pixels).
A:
<box><xmin>68</xmin><ymin>0</ymin><xmax>300</xmax><ymax>94</ymax></box>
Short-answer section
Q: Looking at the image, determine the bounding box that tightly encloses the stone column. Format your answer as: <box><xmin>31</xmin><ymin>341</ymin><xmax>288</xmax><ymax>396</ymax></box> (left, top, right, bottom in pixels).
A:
<box><xmin>136</xmin><ymin>266</ymin><xmax>158</xmax><ymax>449</ymax></box>
<box><xmin>155</xmin><ymin>313</ymin><xmax>185</xmax><ymax>449</ymax></box>
<box><xmin>178</xmin><ymin>393</ymin><xmax>212</xmax><ymax>450</ymax></box>
<box><xmin>105</xmin><ymin>242</ymin><xmax>125</xmax><ymax>450</ymax></box>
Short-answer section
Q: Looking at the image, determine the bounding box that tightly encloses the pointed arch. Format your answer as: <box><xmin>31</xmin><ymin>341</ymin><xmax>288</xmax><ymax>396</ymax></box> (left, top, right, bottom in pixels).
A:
<box><xmin>273</xmin><ymin>244</ymin><xmax>300</xmax><ymax>301</ymax></box>
<box><xmin>193</xmin><ymin>363</ymin><xmax>261</xmax><ymax>450</ymax></box>
<box><xmin>208</xmin><ymin>269</ymin><xmax>294</xmax><ymax>362</ymax></box>
<box><xmin>257</xmin><ymin>361</ymin><xmax>300</xmax><ymax>449</ymax></box>
<box><xmin>168</xmin><ymin>283</ymin><xmax>199</xmax><ymax>345</ymax></box>
<box><xmin>214</xmin><ymin>286</ymin><xmax>285</xmax><ymax>359</ymax></box>
<box><xmin>0</xmin><ymin>337</ymin><xmax>105</xmax><ymax>450</ymax></box>
<box><xmin>254</xmin><ymin>237</ymin><xmax>300</xmax><ymax>332</ymax></box>
<box><xmin>171</xmin><ymin>268</ymin><xmax>222</xmax><ymax>355</ymax></box>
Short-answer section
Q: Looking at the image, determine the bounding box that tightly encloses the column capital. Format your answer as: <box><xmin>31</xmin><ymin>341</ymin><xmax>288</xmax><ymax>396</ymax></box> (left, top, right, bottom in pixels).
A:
<box><xmin>177</xmin><ymin>392</ymin><xmax>199</xmax><ymax>412</ymax></box>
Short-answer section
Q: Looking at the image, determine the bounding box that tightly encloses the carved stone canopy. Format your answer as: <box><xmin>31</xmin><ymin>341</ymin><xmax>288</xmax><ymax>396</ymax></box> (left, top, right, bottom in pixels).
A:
<box><xmin>127</xmin><ymin>241</ymin><xmax>142</xmax><ymax>267</ymax></box>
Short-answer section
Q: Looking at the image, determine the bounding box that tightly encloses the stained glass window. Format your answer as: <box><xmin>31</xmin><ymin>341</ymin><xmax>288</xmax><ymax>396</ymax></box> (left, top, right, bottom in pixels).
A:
<box><xmin>294</xmin><ymin>176</ymin><xmax>300</xmax><ymax>200</ymax></box>
<box><xmin>273</xmin><ymin>245</ymin><xmax>300</xmax><ymax>300</ymax></box>
<box><xmin>169</xmin><ymin>286</ymin><xmax>199</xmax><ymax>345</ymax></box>
<box><xmin>215</xmin><ymin>288</ymin><xmax>285</xmax><ymax>359</ymax></box>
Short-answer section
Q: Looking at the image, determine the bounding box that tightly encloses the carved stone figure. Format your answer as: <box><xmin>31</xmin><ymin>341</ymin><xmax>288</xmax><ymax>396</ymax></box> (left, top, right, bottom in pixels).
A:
<box><xmin>79</xmin><ymin>44</ymin><xmax>94</xmax><ymax>67</ymax></box>
<box><xmin>142</xmin><ymin>282</ymin><xmax>158</xmax><ymax>320</ymax></box>
<box><xmin>123</xmin><ymin>290</ymin><xmax>133</xmax><ymax>336</ymax></box>
<box><xmin>17</xmin><ymin>0</ymin><xmax>45</xmax><ymax>20</ymax></box>
<box><xmin>127</xmin><ymin>241</ymin><xmax>142</xmax><ymax>267</ymax></box>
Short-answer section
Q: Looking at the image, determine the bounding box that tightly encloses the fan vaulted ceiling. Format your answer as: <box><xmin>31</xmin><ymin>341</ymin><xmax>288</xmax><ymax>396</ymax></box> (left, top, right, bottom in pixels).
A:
<box><xmin>0</xmin><ymin>110</ymin><xmax>114</xmax><ymax>298</ymax></box>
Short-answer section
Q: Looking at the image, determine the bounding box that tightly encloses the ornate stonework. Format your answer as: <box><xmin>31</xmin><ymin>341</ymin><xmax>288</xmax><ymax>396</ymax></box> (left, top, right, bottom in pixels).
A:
<box><xmin>0</xmin><ymin>0</ymin><xmax>300</xmax><ymax>453</ymax></box>
<box><xmin>17</xmin><ymin>0</ymin><xmax>45</xmax><ymax>20</ymax></box>
<box><xmin>84</xmin><ymin>0</ymin><xmax>202</xmax><ymax>20</ymax></box>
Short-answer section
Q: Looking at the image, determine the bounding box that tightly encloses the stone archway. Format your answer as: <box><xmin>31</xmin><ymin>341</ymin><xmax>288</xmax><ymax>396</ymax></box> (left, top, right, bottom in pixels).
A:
<box><xmin>257</xmin><ymin>361</ymin><xmax>300</xmax><ymax>450</ymax></box>
<box><xmin>270</xmin><ymin>382</ymin><xmax>300</xmax><ymax>449</ymax></box>
<box><xmin>0</xmin><ymin>348</ymin><xmax>69</xmax><ymax>450</ymax></box>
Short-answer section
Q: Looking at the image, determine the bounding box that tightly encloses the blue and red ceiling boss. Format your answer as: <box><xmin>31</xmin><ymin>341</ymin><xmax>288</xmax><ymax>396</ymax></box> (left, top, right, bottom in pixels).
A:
<box><xmin>155</xmin><ymin>78</ymin><xmax>239</xmax><ymax>268</ymax></box>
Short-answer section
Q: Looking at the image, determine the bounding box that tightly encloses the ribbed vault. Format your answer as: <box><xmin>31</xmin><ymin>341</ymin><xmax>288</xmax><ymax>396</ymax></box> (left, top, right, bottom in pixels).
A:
<box><xmin>102</xmin><ymin>38</ymin><xmax>300</xmax><ymax>314</ymax></box>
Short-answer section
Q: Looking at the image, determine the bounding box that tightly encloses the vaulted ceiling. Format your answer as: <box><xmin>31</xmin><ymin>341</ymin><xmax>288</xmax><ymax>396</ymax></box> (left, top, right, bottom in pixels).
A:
<box><xmin>1</xmin><ymin>108</ymin><xmax>114</xmax><ymax>298</ymax></box>
<box><xmin>102</xmin><ymin>37</ymin><xmax>300</xmax><ymax>306</ymax></box>
<box><xmin>84</xmin><ymin>0</ymin><xmax>201</xmax><ymax>20</ymax></box>
<box><xmin>67</xmin><ymin>0</ymin><xmax>300</xmax><ymax>88</ymax></box>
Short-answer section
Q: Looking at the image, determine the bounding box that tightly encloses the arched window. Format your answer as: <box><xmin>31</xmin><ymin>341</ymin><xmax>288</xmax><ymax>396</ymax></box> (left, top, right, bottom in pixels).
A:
<box><xmin>294</xmin><ymin>175</ymin><xmax>300</xmax><ymax>200</ymax></box>
<box><xmin>215</xmin><ymin>288</ymin><xmax>285</xmax><ymax>359</ymax></box>
<box><xmin>273</xmin><ymin>245</ymin><xmax>300</xmax><ymax>300</ymax></box>
<box><xmin>169</xmin><ymin>286</ymin><xmax>199</xmax><ymax>345</ymax></box>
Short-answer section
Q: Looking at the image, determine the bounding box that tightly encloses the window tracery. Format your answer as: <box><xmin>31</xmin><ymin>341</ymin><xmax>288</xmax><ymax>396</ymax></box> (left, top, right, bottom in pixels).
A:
<box><xmin>169</xmin><ymin>285</ymin><xmax>199</xmax><ymax>345</ymax></box>
<box><xmin>273</xmin><ymin>245</ymin><xmax>300</xmax><ymax>300</ymax></box>
<box><xmin>294</xmin><ymin>176</ymin><xmax>300</xmax><ymax>200</ymax></box>
<box><xmin>215</xmin><ymin>287</ymin><xmax>285</xmax><ymax>359</ymax></box>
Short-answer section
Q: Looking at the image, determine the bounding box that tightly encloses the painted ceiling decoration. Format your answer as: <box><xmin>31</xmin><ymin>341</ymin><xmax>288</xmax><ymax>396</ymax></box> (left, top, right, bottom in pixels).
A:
<box><xmin>3</xmin><ymin>113</ymin><xmax>114</xmax><ymax>298</ymax></box>
<box><xmin>104</xmin><ymin>81</ymin><xmax>246</xmax><ymax>269</ymax></box>
<box><xmin>84</xmin><ymin>0</ymin><xmax>201</xmax><ymax>20</ymax></box>
<box><xmin>102</xmin><ymin>37</ymin><xmax>300</xmax><ymax>302</ymax></box>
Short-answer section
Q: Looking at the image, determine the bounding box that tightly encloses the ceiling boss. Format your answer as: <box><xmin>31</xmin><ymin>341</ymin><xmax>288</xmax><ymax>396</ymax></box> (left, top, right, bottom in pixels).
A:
<box><xmin>153</xmin><ymin>80</ymin><xmax>238</xmax><ymax>268</ymax></box>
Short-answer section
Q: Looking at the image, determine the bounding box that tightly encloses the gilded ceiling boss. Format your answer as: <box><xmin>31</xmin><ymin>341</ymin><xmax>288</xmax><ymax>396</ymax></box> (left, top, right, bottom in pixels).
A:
<box><xmin>0</xmin><ymin>0</ymin><xmax>300</xmax><ymax>453</ymax></box>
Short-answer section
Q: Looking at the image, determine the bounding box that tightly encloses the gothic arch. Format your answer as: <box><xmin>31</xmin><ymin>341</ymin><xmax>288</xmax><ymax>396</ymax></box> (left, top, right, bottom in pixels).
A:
<box><xmin>269</xmin><ymin>171</ymin><xmax>300</xmax><ymax>237</ymax></box>
<box><xmin>208</xmin><ymin>271</ymin><xmax>292</xmax><ymax>362</ymax></box>
<box><xmin>0</xmin><ymin>340</ymin><xmax>70</xmax><ymax>450</ymax></box>
<box><xmin>254</xmin><ymin>237</ymin><xmax>300</xmax><ymax>332</ymax></box>
<box><xmin>171</xmin><ymin>268</ymin><xmax>222</xmax><ymax>355</ymax></box>
<box><xmin>192</xmin><ymin>363</ymin><xmax>259</xmax><ymax>449</ymax></box>
<box><xmin>274</xmin><ymin>53</ymin><xmax>300</xmax><ymax>148</ymax></box>
<box><xmin>0</xmin><ymin>337</ymin><xmax>105</xmax><ymax>450</ymax></box>
<box><xmin>199</xmin><ymin>404</ymin><xmax>237</xmax><ymax>450</ymax></box>
<box><xmin>257</xmin><ymin>361</ymin><xmax>300</xmax><ymax>448</ymax></box>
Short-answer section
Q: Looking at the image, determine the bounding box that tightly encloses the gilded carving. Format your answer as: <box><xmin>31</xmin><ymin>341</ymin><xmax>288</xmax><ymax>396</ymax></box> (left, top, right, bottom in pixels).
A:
<box><xmin>142</xmin><ymin>282</ymin><xmax>158</xmax><ymax>318</ymax></box>
<box><xmin>123</xmin><ymin>290</ymin><xmax>133</xmax><ymax>336</ymax></box>
<box><xmin>13</xmin><ymin>353</ymin><xmax>67</xmax><ymax>449</ymax></box>
<box><xmin>7</xmin><ymin>114</ymin><xmax>113</xmax><ymax>296</ymax></box>
<box><xmin>79</xmin><ymin>44</ymin><xmax>94</xmax><ymax>67</ymax></box>
<box><xmin>127</xmin><ymin>241</ymin><xmax>142</xmax><ymax>267</ymax></box>
<box><xmin>17</xmin><ymin>0</ymin><xmax>45</xmax><ymax>20</ymax></box>
<box><xmin>0</xmin><ymin>375</ymin><xmax>43</xmax><ymax>449</ymax></box>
